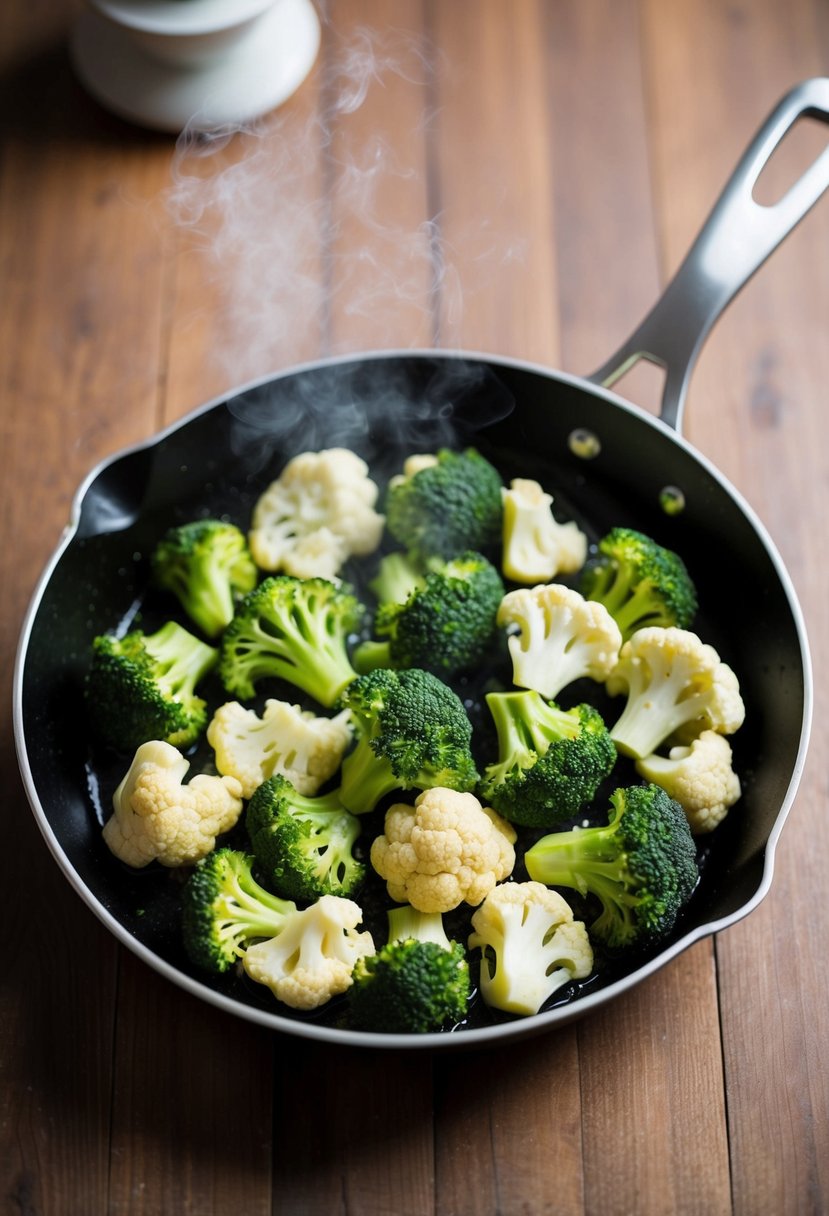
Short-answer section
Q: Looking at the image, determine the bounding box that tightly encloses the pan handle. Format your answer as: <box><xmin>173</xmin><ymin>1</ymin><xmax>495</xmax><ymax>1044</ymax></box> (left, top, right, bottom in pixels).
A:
<box><xmin>588</xmin><ymin>77</ymin><xmax>829</xmax><ymax>432</ymax></box>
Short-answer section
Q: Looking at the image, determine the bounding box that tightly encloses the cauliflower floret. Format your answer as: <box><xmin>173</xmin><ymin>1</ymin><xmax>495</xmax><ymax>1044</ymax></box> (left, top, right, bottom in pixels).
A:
<box><xmin>497</xmin><ymin>583</ymin><xmax>622</xmax><ymax>701</ymax></box>
<box><xmin>242</xmin><ymin>895</ymin><xmax>375</xmax><ymax>1010</ymax></box>
<box><xmin>249</xmin><ymin>448</ymin><xmax>384</xmax><ymax>579</ymax></box>
<box><xmin>386</xmin><ymin>452</ymin><xmax>439</xmax><ymax>492</ymax></box>
<box><xmin>102</xmin><ymin>740</ymin><xmax>243</xmax><ymax>868</ymax></box>
<box><xmin>469</xmin><ymin>881</ymin><xmax>593</xmax><ymax>1016</ymax></box>
<box><xmin>501</xmin><ymin>478</ymin><xmax>588</xmax><ymax>583</ymax></box>
<box><xmin>207</xmin><ymin>698</ymin><xmax>352</xmax><ymax>799</ymax></box>
<box><xmin>636</xmin><ymin>730</ymin><xmax>742</xmax><ymax>834</ymax></box>
<box><xmin>370</xmin><ymin>787</ymin><xmax>517</xmax><ymax>914</ymax></box>
<box><xmin>607</xmin><ymin>626</ymin><xmax>746</xmax><ymax>760</ymax></box>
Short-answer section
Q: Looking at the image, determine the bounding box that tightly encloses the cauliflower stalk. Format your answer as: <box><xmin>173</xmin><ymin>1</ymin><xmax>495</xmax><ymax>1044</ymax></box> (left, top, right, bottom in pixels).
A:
<box><xmin>102</xmin><ymin>740</ymin><xmax>244</xmax><ymax>868</ymax></box>
<box><xmin>242</xmin><ymin>894</ymin><xmax>374</xmax><ymax>1010</ymax></box>
<box><xmin>370</xmin><ymin>787</ymin><xmax>517</xmax><ymax>914</ymax></box>
<box><xmin>469</xmin><ymin>881</ymin><xmax>594</xmax><ymax>1016</ymax></box>
<box><xmin>207</xmin><ymin>698</ymin><xmax>352</xmax><ymax>799</ymax></box>
<box><xmin>249</xmin><ymin>448</ymin><xmax>384</xmax><ymax>580</ymax></box>
<box><xmin>607</xmin><ymin>626</ymin><xmax>745</xmax><ymax>760</ymax></box>
<box><xmin>501</xmin><ymin>478</ymin><xmax>588</xmax><ymax>584</ymax></box>
<box><xmin>636</xmin><ymin>730</ymin><xmax>742</xmax><ymax>834</ymax></box>
<box><xmin>497</xmin><ymin>583</ymin><xmax>622</xmax><ymax>701</ymax></box>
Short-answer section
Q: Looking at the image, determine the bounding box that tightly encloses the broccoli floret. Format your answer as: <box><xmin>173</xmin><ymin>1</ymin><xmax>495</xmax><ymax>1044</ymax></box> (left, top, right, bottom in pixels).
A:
<box><xmin>347</xmin><ymin>906</ymin><xmax>470</xmax><ymax>1033</ymax></box>
<box><xmin>246</xmin><ymin>773</ymin><xmax>365</xmax><ymax>901</ymax></box>
<box><xmin>385</xmin><ymin>448</ymin><xmax>504</xmax><ymax>560</ymax></box>
<box><xmin>151</xmin><ymin>518</ymin><xmax>258</xmax><ymax>639</ymax></box>
<box><xmin>181</xmin><ymin>847</ymin><xmax>296</xmax><ymax>974</ymax></box>
<box><xmin>479</xmin><ymin>690</ymin><xmax>616</xmax><ymax>827</ymax></box>
<box><xmin>580</xmin><ymin>527</ymin><xmax>698</xmax><ymax>641</ymax></box>
<box><xmin>524</xmin><ymin>784</ymin><xmax>699</xmax><ymax>949</ymax></box>
<box><xmin>218</xmin><ymin>575</ymin><xmax>364</xmax><ymax>707</ymax></box>
<box><xmin>338</xmin><ymin>668</ymin><xmax>479</xmax><ymax>813</ymax></box>
<box><xmin>86</xmin><ymin>619</ymin><xmax>218</xmax><ymax>753</ymax></box>
<box><xmin>354</xmin><ymin>550</ymin><xmax>505</xmax><ymax>678</ymax></box>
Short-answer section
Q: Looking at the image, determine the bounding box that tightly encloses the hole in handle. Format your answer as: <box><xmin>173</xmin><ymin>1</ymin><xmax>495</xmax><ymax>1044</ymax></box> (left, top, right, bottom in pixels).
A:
<box><xmin>752</xmin><ymin>115</ymin><xmax>829</xmax><ymax>206</ymax></box>
<box><xmin>597</xmin><ymin>356</ymin><xmax>667</xmax><ymax>418</ymax></box>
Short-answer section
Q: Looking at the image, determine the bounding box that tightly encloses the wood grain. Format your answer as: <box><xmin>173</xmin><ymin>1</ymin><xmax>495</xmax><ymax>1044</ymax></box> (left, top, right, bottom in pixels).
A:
<box><xmin>2</xmin><ymin>2</ymin><xmax>828</xmax><ymax>1214</ymax></box>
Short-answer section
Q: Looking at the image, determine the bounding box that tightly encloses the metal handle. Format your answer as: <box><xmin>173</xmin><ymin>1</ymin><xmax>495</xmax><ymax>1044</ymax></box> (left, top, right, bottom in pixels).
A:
<box><xmin>589</xmin><ymin>78</ymin><xmax>829</xmax><ymax>432</ymax></box>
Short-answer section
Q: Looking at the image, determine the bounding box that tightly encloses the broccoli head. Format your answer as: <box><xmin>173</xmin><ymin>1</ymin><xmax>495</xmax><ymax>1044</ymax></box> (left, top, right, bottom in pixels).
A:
<box><xmin>524</xmin><ymin>783</ymin><xmax>699</xmax><ymax>949</ymax></box>
<box><xmin>479</xmin><ymin>690</ymin><xmax>616</xmax><ymax>827</ymax></box>
<box><xmin>246</xmin><ymin>773</ymin><xmax>365</xmax><ymax>901</ymax></box>
<box><xmin>347</xmin><ymin>906</ymin><xmax>470</xmax><ymax>1033</ymax></box>
<box><xmin>338</xmin><ymin>667</ymin><xmax>479</xmax><ymax>814</ymax></box>
<box><xmin>218</xmin><ymin>575</ymin><xmax>364</xmax><ymax>707</ymax></box>
<box><xmin>385</xmin><ymin>448</ymin><xmax>504</xmax><ymax>560</ymax></box>
<box><xmin>354</xmin><ymin>550</ymin><xmax>505</xmax><ymax>678</ymax></box>
<box><xmin>86</xmin><ymin>619</ymin><xmax>218</xmax><ymax>753</ymax></box>
<box><xmin>580</xmin><ymin>526</ymin><xmax>698</xmax><ymax>641</ymax></box>
<box><xmin>181</xmin><ymin>847</ymin><xmax>296</xmax><ymax>974</ymax></box>
<box><xmin>151</xmin><ymin>518</ymin><xmax>259</xmax><ymax>639</ymax></box>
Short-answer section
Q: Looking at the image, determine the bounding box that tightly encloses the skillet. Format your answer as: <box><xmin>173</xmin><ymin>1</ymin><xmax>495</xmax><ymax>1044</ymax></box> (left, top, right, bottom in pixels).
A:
<box><xmin>13</xmin><ymin>79</ymin><xmax>826</xmax><ymax>1048</ymax></box>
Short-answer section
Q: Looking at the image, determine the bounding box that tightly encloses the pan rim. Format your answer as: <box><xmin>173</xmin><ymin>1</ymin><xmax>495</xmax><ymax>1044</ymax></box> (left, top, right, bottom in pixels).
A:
<box><xmin>12</xmin><ymin>346</ymin><xmax>814</xmax><ymax>1049</ymax></box>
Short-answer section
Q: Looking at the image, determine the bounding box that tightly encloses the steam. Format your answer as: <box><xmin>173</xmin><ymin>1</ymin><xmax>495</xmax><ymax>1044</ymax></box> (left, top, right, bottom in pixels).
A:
<box><xmin>166</xmin><ymin>22</ymin><xmax>521</xmax><ymax>464</ymax></box>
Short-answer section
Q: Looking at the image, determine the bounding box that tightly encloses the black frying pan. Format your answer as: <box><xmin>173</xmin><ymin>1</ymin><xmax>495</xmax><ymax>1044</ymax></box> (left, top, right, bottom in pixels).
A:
<box><xmin>14</xmin><ymin>80</ymin><xmax>824</xmax><ymax>1049</ymax></box>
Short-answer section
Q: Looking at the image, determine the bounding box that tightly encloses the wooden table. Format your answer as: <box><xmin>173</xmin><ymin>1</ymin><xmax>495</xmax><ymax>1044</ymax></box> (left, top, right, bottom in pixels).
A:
<box><xmin>3</xmin><ymin>2</ymin><xmax>827</xmax><ymax>1213</ymax></box>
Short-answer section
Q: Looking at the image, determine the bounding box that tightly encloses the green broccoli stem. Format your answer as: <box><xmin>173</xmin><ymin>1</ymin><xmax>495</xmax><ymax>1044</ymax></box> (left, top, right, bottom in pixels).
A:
<box><xmin>524</xmin><ymin>821</ymin><xmax>642</xmax><ymax>941</ymax></box>
<box><xmin>190</xmin><ymin>564</ymin><xmax>235</xmax><ymax>634</ymax></box>
<box><xmin>284</xmin><ymin>787</ymin><xmax>349</xmax><ymax>817</ymax></box>
<box><xmin>587</xmin><ymin>562</ymin><xmax>637</xmax><ymax>616</ymax></box>
<box><xmin>237</xmin><ymin>616</ymin><xmax>356</xmax><ymax>707</ymax></box>
<box><xmin>369</xmin><ymin>551</ymin><xmax>425</xmax><ymax>605</ymax></box>
<box><xmin>144</xmin><ymin>621</ymin><xmax>218</xmax><ymax>698</ymax></box>
<box><xmin>291</xmin><ymin>807</ymin><xmax>360</xmax><ymax>882</ymax></box>
<box><xmin>216</xmin><ymin>863</ymin><xmax>295</xmax><ymax>947</ymax></box>
<box><xmin>352</xmin><ymin>639</ymin><xmax>393</xmax><ymax>674</ymax></box>
<box><xmin>487</xmin><ymin>690</ymin><xmax>579</xmax><ymax>768</ymax></box>
<box><xmin>612</xmin><ymin>581</ymin><xmax>667</xmax><ymax>637</ymax></box>
<box><xmin>524</xmin><ymin>819</ymin><xmax>626</xmax><ymax>889</ymax></box>
<box><xmin>339</xmin><ymin>735</ymin><xmax>400</xmax><ymax>813</ymax></box>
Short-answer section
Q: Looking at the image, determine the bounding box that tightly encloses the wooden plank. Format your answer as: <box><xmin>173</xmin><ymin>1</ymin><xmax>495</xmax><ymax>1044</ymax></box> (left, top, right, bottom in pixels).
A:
<box><xmin>435</xmin><ymin>1032</ymin><xmax>584</xmax><ymax>1216</ymax></box>
<box><xmin>543</xmin><ymin>0</ymin><xmax>665</xmax><ymax>412</ymax></box>
<box><xmin>643</xmin><ymin>2</ymin><xmax>829</xmax><ymax>1214</ymax></box>
<box><xmin>0</xmin><ymin>792</ymin><xmax>119</xmax><ymax>1216</ymax></box>
<box><xmin>426</xmin><ymin>0</ymin><xmax>560</xmax><ymax>366</ymax></box>
<box><xmin>271</xmin><ymin>1041</ymin><xmax>436</xmax><ymax>1216</ymax></box>
<box><xmin>580</xmin><ymin>944</ymin><xmax>731</xmax><ymax>1216</ymax></box>
<box><xmin>107</xmin><ymin>953</ymin><xmax>274</xmax><ymax>1216</ymax></box>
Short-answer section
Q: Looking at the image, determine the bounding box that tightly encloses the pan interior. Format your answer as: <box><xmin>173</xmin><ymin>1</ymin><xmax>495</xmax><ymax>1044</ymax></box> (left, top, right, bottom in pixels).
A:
<box><xmin>17</xmin><ymin>353</ymin><xmax>807</xmax><ymax>1039</ymax></box>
